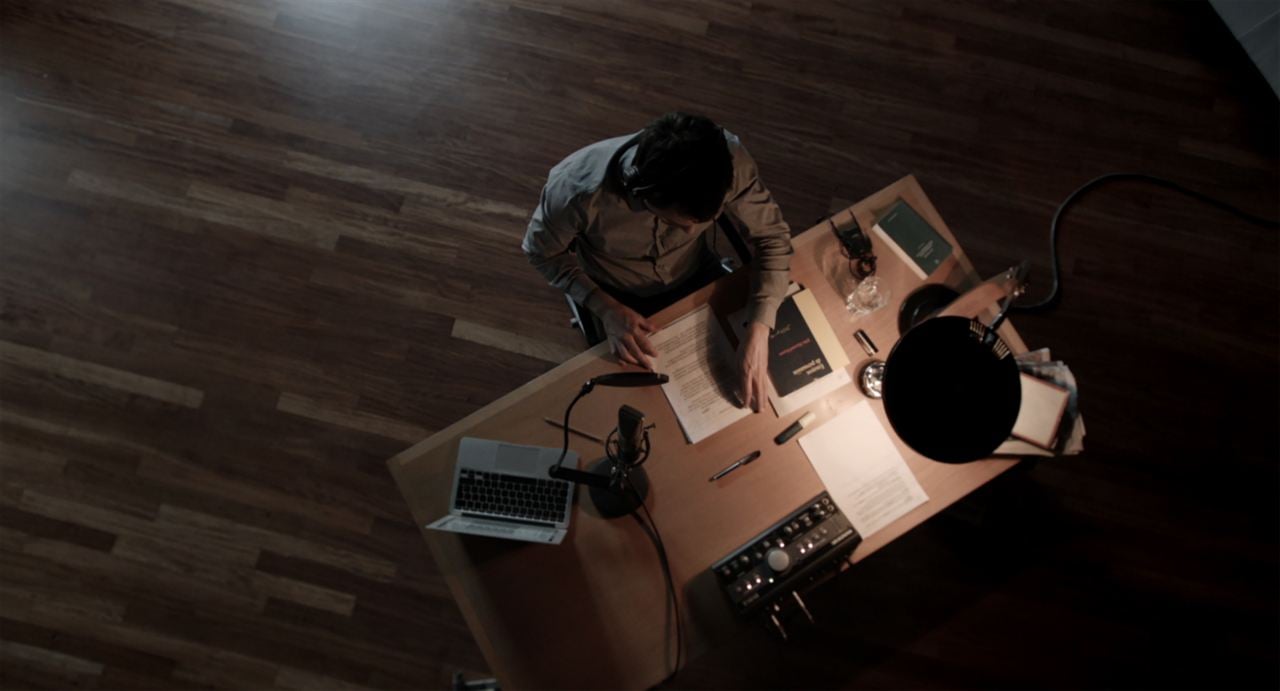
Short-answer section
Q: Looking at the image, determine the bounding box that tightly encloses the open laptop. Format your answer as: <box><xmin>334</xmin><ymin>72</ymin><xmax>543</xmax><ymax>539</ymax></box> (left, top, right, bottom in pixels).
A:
<box><xmin>426</xmin><ymin>437</ymin><xmax>576</xmax><ymax>544</ymax></box>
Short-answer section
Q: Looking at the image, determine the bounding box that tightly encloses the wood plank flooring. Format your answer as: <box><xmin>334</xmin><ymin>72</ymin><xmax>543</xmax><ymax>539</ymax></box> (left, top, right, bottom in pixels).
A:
<box><xmin>1</xmin><ymin>1</ymin><xmax>1277</xmax><ymax>688</ymax></box>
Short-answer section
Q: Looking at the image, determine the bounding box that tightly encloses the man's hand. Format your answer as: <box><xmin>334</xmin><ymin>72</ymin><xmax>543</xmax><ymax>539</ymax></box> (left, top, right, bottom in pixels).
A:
<box><xmin>738</xmin><ymin>321</ymin><xmax>771</xmax><ymax>412</ymax></box>
<box><xmin>591</xmin><ymin>292</ymin><xmax>658</xmax><ymax>369</ymax></box>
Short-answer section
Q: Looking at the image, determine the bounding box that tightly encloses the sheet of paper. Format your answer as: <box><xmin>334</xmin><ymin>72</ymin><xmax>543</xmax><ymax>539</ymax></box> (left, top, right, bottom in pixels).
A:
<box><xmin>799</xmin><ymin>401</ymin><xmax>928</xmax><ymax>538</ymax></box>
<box><xmin>772</xmin><ymin>367</ymin><xmax>853</xmax><ymax>417</ymax></box>
<box><xmin>1018</xmin><ymin>359</ymin><xmax>1086</xmax><ymax>456</ymax></box>
<box><xmin>651</xmin><ymin>304</ymin><xmax>750</xmax><ymax>444</ymax></box>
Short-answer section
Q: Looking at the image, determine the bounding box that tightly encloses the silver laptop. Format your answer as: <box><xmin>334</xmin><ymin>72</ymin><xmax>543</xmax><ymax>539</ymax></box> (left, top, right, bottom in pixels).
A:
<box><xmin>426</xmin><ymin>437</ymin><xmax>576</xmax><ymax>544</ymax></box>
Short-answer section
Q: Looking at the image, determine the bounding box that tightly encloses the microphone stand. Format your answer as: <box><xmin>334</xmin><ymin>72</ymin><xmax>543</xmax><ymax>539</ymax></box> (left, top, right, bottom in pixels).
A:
<box><xmin>547</xmin><ymin>373</ymin><xmax>666</xmax><ymax>519</ymax></box>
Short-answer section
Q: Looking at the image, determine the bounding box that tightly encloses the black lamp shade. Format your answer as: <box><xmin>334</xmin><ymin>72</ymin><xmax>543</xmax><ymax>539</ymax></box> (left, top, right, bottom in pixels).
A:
<box><xmin>882</xmin><ymin>316</ymin><xmax>1021</xmax><ymax>463</ymax></box>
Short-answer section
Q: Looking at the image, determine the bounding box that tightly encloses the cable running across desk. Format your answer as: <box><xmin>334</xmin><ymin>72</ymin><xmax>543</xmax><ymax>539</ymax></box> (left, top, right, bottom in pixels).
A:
<box><xmin>1015</xmin><ymin>172</ymin><xmax>1280</xmax><ymax>313</ymax></box>
<box><xmin>629</xmin><ymin>486</ymin><xmax>683</xmax><ymax>686</ymax></box>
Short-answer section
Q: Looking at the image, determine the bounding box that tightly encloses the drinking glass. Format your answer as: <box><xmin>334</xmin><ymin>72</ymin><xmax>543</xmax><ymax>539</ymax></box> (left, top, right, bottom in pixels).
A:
<box><xmin>845</xmin><ymin>275</ymin><xmax>890</xmax><ymax>317</ymax></box>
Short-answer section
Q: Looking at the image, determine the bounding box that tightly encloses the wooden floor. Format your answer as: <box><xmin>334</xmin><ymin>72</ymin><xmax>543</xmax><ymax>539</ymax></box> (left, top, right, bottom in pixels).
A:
<box><xmin>1</xmin><ymin>0</ymin><xmax>1277</xmax><ymax>688</ymax></box>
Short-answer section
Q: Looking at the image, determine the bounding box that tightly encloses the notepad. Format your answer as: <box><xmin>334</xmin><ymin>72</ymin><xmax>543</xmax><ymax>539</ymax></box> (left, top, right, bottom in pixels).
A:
<box><xmin>1011</xmin><ymin>372</ymin><xmax>1070</xmax><ymax>450</ymax></box>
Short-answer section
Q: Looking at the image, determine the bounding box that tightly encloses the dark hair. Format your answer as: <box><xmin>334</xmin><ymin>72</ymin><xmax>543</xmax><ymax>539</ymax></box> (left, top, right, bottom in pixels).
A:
<box><xmin>631</xmin><ymin>112</ymin><xmax>733</xmax><ymax>222</ymax></box>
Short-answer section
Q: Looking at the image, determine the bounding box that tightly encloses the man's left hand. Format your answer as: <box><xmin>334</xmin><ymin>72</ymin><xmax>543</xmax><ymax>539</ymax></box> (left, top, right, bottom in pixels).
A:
<box><xmin>738</xmin><ymin>321</ymin><xmax>770</xmax><ymax>412</ymax></box>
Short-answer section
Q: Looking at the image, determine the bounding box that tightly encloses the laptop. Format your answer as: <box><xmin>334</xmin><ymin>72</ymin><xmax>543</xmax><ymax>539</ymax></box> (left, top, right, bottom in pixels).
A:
<box><xmin>426</xmin><ymin>437</ymin><xmax>577</xmax><ymax>544</ymax></box>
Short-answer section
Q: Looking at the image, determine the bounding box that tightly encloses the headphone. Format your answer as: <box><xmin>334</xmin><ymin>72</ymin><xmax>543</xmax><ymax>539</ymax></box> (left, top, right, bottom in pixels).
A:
<box><xmin>832</xmin><ymin>218</ymin><xmax>878</xmax><ymax>279</ymax></box>
<box><xmin>624</xmin><ymin>126</ymin><xmax>725</xmax><ymax>202</ymax></box>
<box><xmin>626</xmin><ymin>158</ymin><xmax>679</xmax><ymax>201</ymax></box>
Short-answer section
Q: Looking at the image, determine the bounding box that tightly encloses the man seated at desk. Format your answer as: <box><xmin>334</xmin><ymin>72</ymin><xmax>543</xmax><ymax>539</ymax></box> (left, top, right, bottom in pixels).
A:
<box><xmin>522</xmin><ymin>112</ymin><xmax>794</xmax><ymax>412</ymax></box>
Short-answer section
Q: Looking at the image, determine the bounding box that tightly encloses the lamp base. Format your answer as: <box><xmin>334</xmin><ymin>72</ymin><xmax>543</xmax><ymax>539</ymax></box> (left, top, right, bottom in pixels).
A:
<box><xmin>898</xmin><ymin>284</ymin><xmax>960</xmax><ymax>334</ymax></box>
<box><xmin>586</xmin><ymin>456</ymin><xmax>649</xmax><ymax>518</ymax></box>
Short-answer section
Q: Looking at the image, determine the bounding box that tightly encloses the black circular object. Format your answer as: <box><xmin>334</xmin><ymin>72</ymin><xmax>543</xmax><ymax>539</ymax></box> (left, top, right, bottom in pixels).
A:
<box><xmin>898</xmin><ymin>283</ymin><xmax>960</xmax><ymax>335</ymax></box>
<box><xmin>586</xmin><ymin>457</ymin><xmax>648</xmax><ymax>518</ymax></box>
<box><xmin>883</xmin><ymin>316</ymin><xmax>1021</xmax><ymax>463</ymax></box>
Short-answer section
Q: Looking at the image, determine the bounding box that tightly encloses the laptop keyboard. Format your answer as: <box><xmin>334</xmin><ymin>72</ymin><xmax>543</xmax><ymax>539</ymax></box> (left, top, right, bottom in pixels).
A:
<box><xmin>456</xmin><ymin>469</ymin><xmax>570</xmax><ymax>524</ymax></box>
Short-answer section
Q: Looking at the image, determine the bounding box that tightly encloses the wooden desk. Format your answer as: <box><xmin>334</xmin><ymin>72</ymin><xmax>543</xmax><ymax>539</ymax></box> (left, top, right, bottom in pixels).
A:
<box><xmin>388</xmin><ymin>176</ymin><xmax>1029</xmax><ymax>690</ymax></box>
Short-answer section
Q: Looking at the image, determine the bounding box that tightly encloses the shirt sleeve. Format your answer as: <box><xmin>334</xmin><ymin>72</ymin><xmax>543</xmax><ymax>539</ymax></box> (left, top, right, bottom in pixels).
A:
<box><xmin>521</xmin><ymin>182</ymin><xmax>601</xmax><ymax>307</ymax></box>
<box><xmin>724</xmin><ymin>139</ymin><xmax>793</xmax><ymax>330</ymax></box>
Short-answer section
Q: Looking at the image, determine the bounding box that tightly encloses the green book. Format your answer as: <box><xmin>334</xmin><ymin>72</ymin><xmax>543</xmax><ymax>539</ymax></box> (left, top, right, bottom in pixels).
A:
<box><xmin>872</xmin><ymin>199</ymin><xmax>953</xmax><ymax>279</ymax></box>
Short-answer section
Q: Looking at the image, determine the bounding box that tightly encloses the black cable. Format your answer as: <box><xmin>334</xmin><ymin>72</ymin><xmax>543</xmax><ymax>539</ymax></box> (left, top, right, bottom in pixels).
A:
<box><xmin>1014</xmin><ymin>172</ymin><xmax>1280</xmax><ymax>313</ymax></box>
<box><xmin>559</xmin><ymin>394</ymin><xmax>673</xmax><ymax>682</ymax></box>
<box><xmin>551</xmin><ymin>385</ymin><xmax>591</xmax><ymax>473</ymax></box>
<box><xmin>629</xmin><ymin>488</ymin><xmax>682</xmax><ymax>687</ymax></box>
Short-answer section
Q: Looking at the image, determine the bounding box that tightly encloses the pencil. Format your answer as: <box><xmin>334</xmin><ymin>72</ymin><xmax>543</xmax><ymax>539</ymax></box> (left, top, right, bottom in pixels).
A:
<box><xmin>543</xmin><ymin>417</ymin><xmax>606</xmax><ymax>444</ymax></box>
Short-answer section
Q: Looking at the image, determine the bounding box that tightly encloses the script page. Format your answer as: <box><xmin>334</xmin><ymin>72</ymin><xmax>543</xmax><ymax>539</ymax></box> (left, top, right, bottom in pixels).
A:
<box><xmin>651</xmin><ymin>304</ymin><xmax>750</xmax><ymax>444</ymax></box>
<box><xmin>799</xmin><ymin>401</ymin><xmax>928</xmax><ymax>537</ymax></box>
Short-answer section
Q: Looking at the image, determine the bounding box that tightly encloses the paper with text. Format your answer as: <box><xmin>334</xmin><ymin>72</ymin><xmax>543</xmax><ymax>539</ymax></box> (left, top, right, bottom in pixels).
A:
<box><xmin>652</xmin><ymin>304</ymin><xmax>751</xmax><ymax>444</ymax></box>
<box><xmin>799</xmin><ymin>401</ymin><xmax>928</xmax><ymax>538</ymax></box>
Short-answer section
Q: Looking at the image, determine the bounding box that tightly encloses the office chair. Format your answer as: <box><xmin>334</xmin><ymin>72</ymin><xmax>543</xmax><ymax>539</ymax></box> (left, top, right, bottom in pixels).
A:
<box><xmin>567</xmin><ymin>215</ymin><xmax>753</xmax><ymax>346</ymax></box>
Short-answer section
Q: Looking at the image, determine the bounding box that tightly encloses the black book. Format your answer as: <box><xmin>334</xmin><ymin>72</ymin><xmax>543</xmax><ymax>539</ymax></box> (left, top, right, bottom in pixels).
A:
<box><xmin>768</xmin><ymin>295</ymin><xmax>832</xmax><ymax>398</ymax></box>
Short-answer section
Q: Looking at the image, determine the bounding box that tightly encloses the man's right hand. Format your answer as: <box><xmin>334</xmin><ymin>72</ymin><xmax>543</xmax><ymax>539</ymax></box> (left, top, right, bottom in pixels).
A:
<box><xmin>589</xmin><ymin>292</ymin><xmax>658</xmax><ymax>369</ymax></box>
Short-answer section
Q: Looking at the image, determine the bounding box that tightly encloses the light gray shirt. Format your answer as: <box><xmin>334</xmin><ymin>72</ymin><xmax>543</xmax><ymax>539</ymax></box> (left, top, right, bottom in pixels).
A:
<box><xmin>522</xmin><ymin>130</ymin><xmax>793</xmax><ymax>329</ymax></box>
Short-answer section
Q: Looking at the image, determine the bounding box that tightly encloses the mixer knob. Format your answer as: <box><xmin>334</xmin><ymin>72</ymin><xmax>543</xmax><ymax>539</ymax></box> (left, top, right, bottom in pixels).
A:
<box><xmin>766</xmin><ymin>548</ymin><xmax>792</xmax><ymax>573</ymax></box>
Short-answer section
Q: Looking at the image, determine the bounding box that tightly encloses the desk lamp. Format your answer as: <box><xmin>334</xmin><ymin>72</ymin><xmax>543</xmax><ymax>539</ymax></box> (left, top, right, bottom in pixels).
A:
<box><xmin>548</xmin><ymin>372</ymin><xmax>669</xmax><ymax>518</ymax></box>
<box><xmin>881</xmin><ymin>266</ymin><xmax>1027</xmax><ymax>463</ymax></box>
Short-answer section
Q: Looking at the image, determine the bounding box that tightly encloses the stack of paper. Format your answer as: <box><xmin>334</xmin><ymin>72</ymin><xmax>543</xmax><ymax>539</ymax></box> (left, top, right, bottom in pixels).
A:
<box><xmin>650</xmin><ymin>304</ymin><xmax>750</xmax><ymax>444</ymax></box>
<box><xmin>995</xmin><ymin>349</ymin><xmax>1085</xmax><ymax>457</ymax></box>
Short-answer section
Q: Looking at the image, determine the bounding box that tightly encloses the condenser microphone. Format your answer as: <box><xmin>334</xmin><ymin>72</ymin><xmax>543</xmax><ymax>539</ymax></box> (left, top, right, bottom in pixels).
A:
<box><xmin>616</xmin><ymin>405</ymin><xmax>646</xmax><ymax>465</ymax></box>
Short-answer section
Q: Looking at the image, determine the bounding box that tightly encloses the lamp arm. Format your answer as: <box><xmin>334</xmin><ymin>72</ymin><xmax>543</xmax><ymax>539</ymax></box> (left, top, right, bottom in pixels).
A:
<box><xmin>938</xmin><ymin>263</ymin><xmax>1029</xmax><ymax>347</ymax></box>
<box><xmin>985</xmin><ymin>262</ymin><xmax>1029</xmax><ymax>338</ymax></box>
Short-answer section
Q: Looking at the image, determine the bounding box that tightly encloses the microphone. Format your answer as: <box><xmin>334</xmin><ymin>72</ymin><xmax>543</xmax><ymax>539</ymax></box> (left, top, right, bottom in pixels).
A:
<box><xmin>616</xmin><ymin>405</ymin><xmax>645</xmax><ymax>465</ymax></box>
<box><xmin>590</xmin><ymin>372</ymin><xmax>670</xmax><ymax>387</ymax></box>
<box><xmin>550</xmin><ymin>372</ymin><xmax>664</xmax><ymax>517</ymax></box>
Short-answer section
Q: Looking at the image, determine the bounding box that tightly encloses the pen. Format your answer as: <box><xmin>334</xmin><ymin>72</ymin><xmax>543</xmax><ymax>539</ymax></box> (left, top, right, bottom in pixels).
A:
<box><xmin>774</xmin><ymin>411</ymin><xmax>817</xmax><ymax>445</ymax></box>
<box><xmin>542</xmin><ymin>417</ymin><xmax>605</xmax><ymax>444</ymax></box>
<box><xmin>709</xmin><ymin>450</ymin><xmax>762</xmax><ymax>482</ymax></box>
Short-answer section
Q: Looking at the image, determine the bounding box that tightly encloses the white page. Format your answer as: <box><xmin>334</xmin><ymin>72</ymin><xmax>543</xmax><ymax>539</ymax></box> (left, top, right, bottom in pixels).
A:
<box><xmin>798</xmin><ymin>401</ymin><xmax>928</xmax><ymax>538</ymax></box>
<box><xmin>651</xmin><ymin>304</ymin><xmax>750</xmax><ymax>444</ymax></box>
<box><xmin>771</xmin><ymin>367</ymin><xmax>853</xmax><ymax>417</ymax></box>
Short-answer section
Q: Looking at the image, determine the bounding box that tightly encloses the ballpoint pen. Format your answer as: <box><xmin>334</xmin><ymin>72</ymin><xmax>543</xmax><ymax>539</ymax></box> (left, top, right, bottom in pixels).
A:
<box><xmin>709</xmin><ymin>450</ymin><xmax>762</xmax><ymax>482</ymax></box>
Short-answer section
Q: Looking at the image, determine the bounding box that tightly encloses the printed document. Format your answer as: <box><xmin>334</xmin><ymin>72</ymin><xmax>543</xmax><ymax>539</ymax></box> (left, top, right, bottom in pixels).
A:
<box><xmin>651</xmin><ymin>304</ymin><xmax>750</xmax><ymax>444</ymax></box>
<box><xmin>799</xmin><ymin>401</ymin><xmax>928</xmax><ymax>538</ymax></box>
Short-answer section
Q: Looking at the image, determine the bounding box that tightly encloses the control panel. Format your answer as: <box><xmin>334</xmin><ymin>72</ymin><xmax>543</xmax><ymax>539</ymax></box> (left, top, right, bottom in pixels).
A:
<box><xmin>710</xmin><ymin>491</ymin><xmax>861</xmax><ymax>624</ymax></box>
